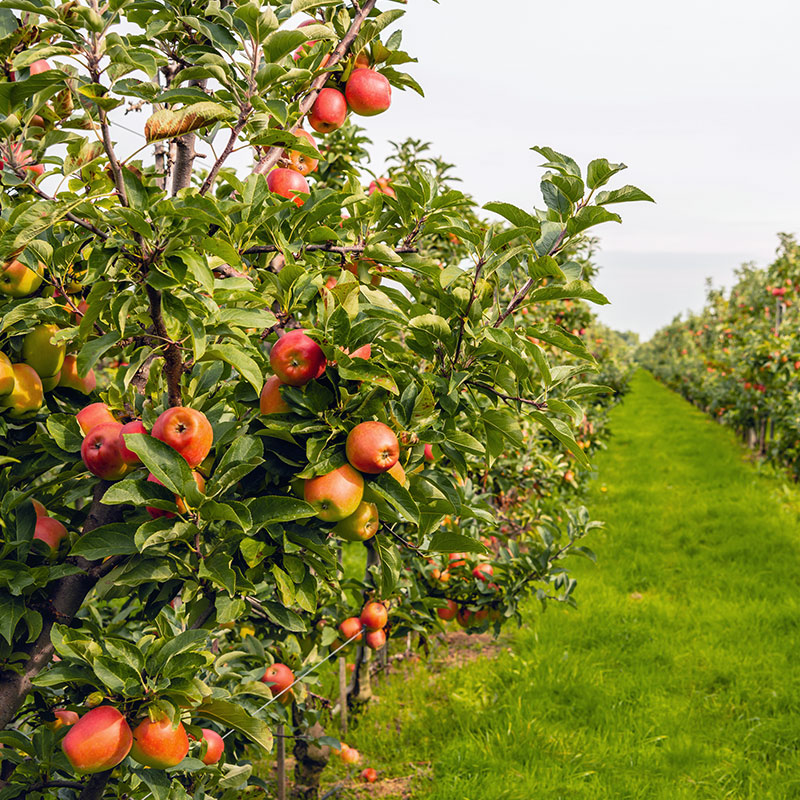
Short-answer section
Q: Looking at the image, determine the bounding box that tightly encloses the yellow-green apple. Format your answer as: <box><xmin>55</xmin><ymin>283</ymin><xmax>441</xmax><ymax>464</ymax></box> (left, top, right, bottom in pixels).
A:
<box><xmin>151</xmin><ymin>406</ymin><xmax>213</xmax><ymax>468</ymax></box>
<box><xmin>59</xmin><ymin>355</ymin><xmax>97</xmax><ymax>394</ymax></box>
<box><xmin>360</xmin><ymin>601</ymin><xmax>387</xmax><ymax>631</ymax></box>
<box><xmin>40</xmin><ymin>372</ymin><xmax>60</xmax><ymax>391</ymax></box>
<box><xmin>0</xmin><ymin>352</ymin><xmax>13</xmax><ymax>396</ymax></box>
<box><xmin>338</xmin><ymin>616</ymin><xmax>363</xmax><ymax>643</ymax></box>
<box><xmin>0</xmin><ymin>363</ymin><xmax>43</xmax><ymax>417</ymax></box>
<box><xmin>61</xmin><ymin>706</ymin><xmax>133</xmax><ymax>774</ymax></box>
<box><xmin>304</xmin><ymin>464</ymin><xmax>364</xmax><ymax>521</ymax></box>
<box><xmin>308</xmin><ymin>87</ymin><xmax>347</xmax><ymax>133</ymax></box>
<box><xmin>345</xmin><ymin>69</ymin><xmax>391</xmax><ymax>116</ymax></box>
<box><xmin>29</xmin><ymin>59</ymin><xmax>51</xmax><ymax>75</ymax></box>
<box><xmin>118</xmin><ymin>420</ymin><xmax>147</xmax><ymax>464</ymax></box>
<box><xmin>267</xmin><ymin>167</ymin><xmax>309</xmax><ymax>206</ymax></box>
<box><xmin>365</xmin><ymin>629</ymin><xmax>386</xmax><ymax>650</ymax></box>
<box><xmin>0</xmin><ymin>258</ymin><xmax>43</xmax><ymax>297</ymax></box>
<box><xmin>146</xmin><ymin>471</ymin><xmax>205</xmax><ymax>519</ymax></box>
<box><xmin>261</xmin><ymin>662</ymin><xmax>295</xmax><ymax>704</ymax></box>
<box><xmin>34</xmin><ymin>515</ymin><xmax>67</xmax><ymax>552</ymax></box>
<box><xmin>199</xmin><ymin>728</ymin><xmax>224</xmax><ymax>765</ymax></box>
<box><xmin>130</xmin><ymin>715</ymin><xmax>189</xmax><ymax>769</ymax></box>
<box><xmin>22</xmin><ymin>323</ymin><xmax>65</xmax><ymax>378</ymax></box>
<box><xmin>333</xmin><ymin>500</ymin><xmax>378</xmax><ymax>542</ymax></box>
<box><xmin>346</xmin><ymin>421</ymin><xmax>399</xmax><ymax>474</ymax></box>
<box><xmin>284</xmin><ymin>128</ymin><xmax>319</xmax><ymax>176</ymax></box>
<box><xmin>77</xmin><ymin>402</ymin><xmax>117</xmax><ymax>435</ymax></box>
<box><xmin>270</xmin><ymin>330</ymin><xmax>326</xmax><ymax>386</ymax></box>
<box><xmin>436</xmin><ymin>599</ymin><xmax>458</xmax><ymax>621</ymax></box>
<box><xmin>81</xmin><ymin>422</ymin><xmax>130</xmax><ymax>480</ymax></box>
<box><xmin>340</xmin><ymin>745</ymin><xmax>361</xmax><ymax>764</ymax></box>
<box><xmin>260</xmin><ymin>374</ymin><xmax>290</xmax><ymax>414</ymax></box>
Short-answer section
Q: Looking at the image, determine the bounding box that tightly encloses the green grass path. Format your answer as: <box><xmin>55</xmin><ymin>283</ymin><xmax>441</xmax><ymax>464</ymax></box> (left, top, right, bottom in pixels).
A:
<box><xmin>347</xmin><ymin>370</ymin><xmax>800</xmax><ymax>799</ymax></box>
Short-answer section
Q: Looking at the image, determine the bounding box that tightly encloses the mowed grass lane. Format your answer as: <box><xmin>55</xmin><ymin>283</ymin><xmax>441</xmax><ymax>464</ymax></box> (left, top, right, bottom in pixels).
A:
<box><xmin>342</xmin><ymin>370</ymin><xmax>800</xmax><ymax>799</ymax></box>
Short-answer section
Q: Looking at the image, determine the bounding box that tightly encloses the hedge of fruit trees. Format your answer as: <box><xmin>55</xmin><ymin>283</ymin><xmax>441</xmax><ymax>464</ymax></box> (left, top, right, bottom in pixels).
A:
<box><xmin>641</xmin><ymin>234</ymin><xmax>800</xmax><ymax>477</ymax></box>
<box><xmin>0</xmin><ymin>1</ymin><xmax>650</xmax><ymax>798</ymax></box>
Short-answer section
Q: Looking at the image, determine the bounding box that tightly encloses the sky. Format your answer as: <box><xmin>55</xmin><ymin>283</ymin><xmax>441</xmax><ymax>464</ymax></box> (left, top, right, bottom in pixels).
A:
<box><xmin>109</xmin><ymin>0</ymin><xmax>800</xmax><ymax>341</ymax></box>
<box><xmin>350</xmin><ymin>0</ymin><xmax>800</xmax><ymax>339</ymax></box>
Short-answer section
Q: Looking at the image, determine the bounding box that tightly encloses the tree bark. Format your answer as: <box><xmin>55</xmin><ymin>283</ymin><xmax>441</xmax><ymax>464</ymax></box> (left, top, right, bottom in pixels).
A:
<box><xmin>290</xmin><ymin>716</ymin><xmax>329</xmax><ymax>800</ymax></box>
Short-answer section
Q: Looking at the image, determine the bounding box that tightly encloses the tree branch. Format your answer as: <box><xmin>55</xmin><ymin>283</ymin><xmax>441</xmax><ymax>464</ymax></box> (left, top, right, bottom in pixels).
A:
<box><xmin>145</xmin><ymin>285</ymin><xmax>183</xmax><ymax>407</ymax></box>
<box><xmin>253</xmin><ymin>0</ymin><xmax>378</xmax><ymax>176</ymax></box>
<box><xmin>466</xmin><ymin>380</ymin><xmax>547</xmax><ymax>410</ymax></box>
<box><xmin>78</xmin><ymin>770</ymin><xmax>112</xmax><ymax>800</ymax></box>
<box><xmin>243</xmin><ymin>243</ymin><xmax>417</xmax><ymax>257</ymax></box>
<box><xmin>199</xmin><ymin>112</ymin><xmax>251</xmax><ymax>195</ymax></box>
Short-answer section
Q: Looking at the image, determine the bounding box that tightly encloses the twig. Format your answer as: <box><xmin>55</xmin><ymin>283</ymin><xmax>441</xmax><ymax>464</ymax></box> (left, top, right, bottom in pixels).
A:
<box><xmin>145</xmin><ymin>285</ymin><xmax>183</xmax><ymax>407</ymax></box>
<box><xmin>243</xmin><ymin>243</ymin><xmax>417</xmax><ymax>256</ymax></box>
<box><xmin>466</xmin><ymin>380</ymin><xmax>547</xmax><ymax>410</ymax></box>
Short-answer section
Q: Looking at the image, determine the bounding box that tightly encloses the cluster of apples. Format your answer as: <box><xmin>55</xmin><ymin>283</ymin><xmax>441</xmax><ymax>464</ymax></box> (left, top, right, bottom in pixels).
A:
<box><xmin>267</xmin><ymin>41</ymin><xmax>392</xmax><ymax>206</ymax></box>
<box><xmin>78</xmin><ymin>403</ymin><xmax>213</xmax><ymax>515</ymax></box>
<box><xmin>260</xmin><ymin>330</ymin><xmax>405</xmax><ymax>540</ymax></box>
<box><xmin>432</xmin><ymin>554</ymin><xmax>500</xmax><ymax>628</ymax></box>
<box><xmin>0</xmin><ymin>321</ymin><xmax>96</xmax><ymax>419</ymax></box>
<box><xmin>60</xmin><ymin>705</ymin><xmax>224</xmax><ymax>774</ymax></box>
<box><xmin>338</xmin><ymin>600</ymin><xmax>389</xmax><ymax>651</ymax></box>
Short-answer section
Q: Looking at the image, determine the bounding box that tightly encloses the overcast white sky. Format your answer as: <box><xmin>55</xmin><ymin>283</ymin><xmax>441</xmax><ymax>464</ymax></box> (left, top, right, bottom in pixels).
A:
<box><xmin>110</xmin><ymin>1</ymin><xmax>800</xmax><ymax>340</ymax></box>
<box><xmin>355</xmin><ymin>0</ymin><xmax>800</xmax><ymax>339</ymax></box>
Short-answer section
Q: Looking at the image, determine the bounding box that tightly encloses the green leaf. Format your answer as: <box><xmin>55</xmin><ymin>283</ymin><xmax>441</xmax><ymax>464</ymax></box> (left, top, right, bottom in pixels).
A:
<box><xmin>69</xmin><ymin>524</ymin><xmax>137</xmax><ymax>560</ymax></box>
<box><xmin>530</xmin><ymin>146</ymin><xmax>581</xmax><ymax>177</ymax></box>
<box><xmin>527</xmin><ymin>280</ymin><xmax>609</xmax><ymax>306</ymax></box>
<box><xmin>76</xmin><ymin>333</ymin><xmax>120</xmax><ymax>378</ymax></box>
<box><xmin>565</xmin><ymin>206</ymin><xmax>622</xmax><ymax>236</ymax></box>
<box><xmin>198</xmin><ymin>554</ymin><xmax>237</xmax><ymax>595</ymax></box>
<box><xmin>195</xmin><ymin>698</ymin><xmax>273</xmax><ymax>752</ymax></box>
<box><xmin>373</xmin><ymin>535</ymin><xmax>401</xmax><ymax>596</ymax></box>
<box><xmin>586</xmin><ymin>158</ymin><xmax>626</xmax><ymax>190</ymax></box>
<box><xmin>369</xmin><ymin>472</ymin><xmax>420</xmax><ymax>525</ymax></box>
<box><xmin>426</xmin><ymin>531</ymin><xmax>488</xmax><ymax>555</ymax></box>
<box><xmin>483</xmin><ymin>201</ymin><xmax>537</xmax><ymax>229</ymax></box>
<box><xmin>45</xmin><ymin>413</ymin><xmax>83</xmax><ymax>453</ymax></box>
<box><xmin>201</xmin><ymin>346</ymin><xmax>262</xmax><ymax>394</ymax></box>
<box><xmin>124</xmin><ymin>434</ymin><xmax>195</xmax><ymax>496</ymax></box>
<box><xmin>262</xmin><ymin>601</ymin><xmax>306</xmax><ymax>632</ymax></box>
<box><xmin>595</xmin><ymin>185</ymin><xmax>655</xmax><ymax>205</ymax></box>
<box><xmin>248</xmin><ymin>496</ymin><xmax>317</xmax><ymax>527</ymax></box>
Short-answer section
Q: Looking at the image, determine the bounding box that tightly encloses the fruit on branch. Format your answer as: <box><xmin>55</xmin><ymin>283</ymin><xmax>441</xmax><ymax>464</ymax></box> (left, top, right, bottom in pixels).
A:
<box><xmin>267</xmin><ymin>167</ymin><xmax>310</xmax><ymax>206</ymax></box>
<box><xmin>29</xmin><ymin>59</ymin><xmax>51</xmax><ymax>75</ymax></box>
<box><xmin>456</xmin><ymin>607</ymin><xmax>488</xmax><ymax>628</ymax></box>
<box><xmin>59</xmin><ymin>355</ymin><xmax>97</xmax><ymax>394</ymax></box>
<box><xmin>33</xmin><ymin>515</ymin><xmax>67</xmax><ymax>552</ymax></box>
<box><xmin>292</xmin><ymin>18</ymin><xmax>319</xmax><ymax>60</ymax></box>
<box><xmin>304</xmin><ymin>464</ymin><xmax>364</xmax><ymax>521</ymax></box>
<box><xmin>48</xmin><ymin>708</ymin><xmax>80</xmax><ymax>730</ymax></box>
<box><xmin>436</xmin><ymin>599</ymin><xmax>458</xmax><ymax>621</ymax></box>
<box><xmin>338</xmin><ymin>616</ymin><xmax>363</xmax><ymax>643</ymax></box>
<box><xmin>0</xmin><ymin>363</ymin><xmax>43</xmax><ymax>417</ymax></box>
<box><xmin>345</xmin><ymin>69</ymin><xmax>391</xmax><ymax>116</ymax></box>
<box><xmin>308</xmin><ymin>87</ymin><xmax>348</xmax><ymax>133</ymax></box>
<box><xmin>261</xmin><ymin>662</ymin><xmax>295</xmax><ymax>703</ymax></box>
<box><xmin>346</xmin><ymin>421</ymin><xmax>399</xmax><ymax>474</ymax></box>
<box><xmin>130</xmin><ymin>715</ymin><xmax>189</xmax><ymax>769</ymax></box>
<box><xmin>61</xmin><ymin>706</ymin><xmax>133</xmax><ymax>774</ymax></box>
<box><xmin>22</xmin><ymin>323</ymin><xmax>65</xmax><ymax>379</ymax></box>
<box><xmin>424</xmin><ymin>443</ymin><xmax>435</xmax><ymax>463</ymax></box>
<box><xmin>350</xmin><ymin>343</ymin><xmax>372</xmax><ymax>360</ymax></box>
<box><xmin>386</xmin><ymin>460</ymin><xmax>407</xmax><ymax>486</ymax></box>
<box><xmin>360</xmin><ymin>601</ymin><xmax>388</xmax><ymax>631</ymax></box>
<box><xmin>118</xmin><ymin>420</ymin><xmax>148</xmax><ymax>464</ymax></box>
<box><xmin>146</xmin><ymin>471</ymin><xmax>205</xmax><ymax>519</ymax></box>
<box><xmin>448</xmin><ymin>552</ymin><xmax>467</xmax><ymax>568</ymax></box>
<box><xmin>285</xmin><ymin>128</ymin><xmax>319</xmax><ymax>176</ymax></box>
<box><xmin>270</xmin><ymin>330</ymin><xmax>326</xmax><ymax>387</ymax></box>
<box><xmin>77</xmin><ymin>402</ymin><xmax>117</xmax><ymax>435</ymax></box>
<box><xmin>365</xmin><ymin>629</ymin><xmax>386</xmax><ymax>650</ymax></box>
<box><xmin>333</xmin><ymin>500</ymin><xmax>379</xmax><ymax>541</ymax></box>
<box><xmin>345</xmin><ymin>258</ymin><xmax>383</xmax><ymax>286</ymax></box>
<box><xmin>152</xmin><ymin>407</ymin><xmax>214</xmax><ymax>468</ymax></box>
<box><xmin>353</xmin><ymin>52</ymin><xmax>370</xmax><ymax>69</ymax></box>
<box><xmin>0</xmin><ymin>352</ymin><xmax>14</xmax><ymax>396</ymax></box>
<box><xmin>367</xmin><ymin>177</ymin><xmax>396</xmax><ymax>199</ymax></box>
<box><xmin>32</xmin><ymin>498</ymin><xmax>47</xmax><ymax>516</ymax></box>
<box><xmin>260</xmin><ymin>374</ymin><xmax>290</xmax><ymax>414</ymax></box>
<box><xmin>0</xmin><ymin>258</ymin><xmax>43</xmax><ymax>297</ymax></box>
<box><xmin>0</xmin><ymin>143</ymin><xmax>44</xmax><ymax>177</ymax></box>
<box><xmin>199</xmin><ymin>728</ymin><xmax>224</xmax><ymax>765</ymax></box>
<box><xmin>360</xmin><ymin>767</ymin><xmax>378</xmax><ymax>783</ymax></box>
<box><xmin>81</xmin><ymin>422</ymin><xmax>131</xmax><ymax>480</ymax></box>
<box><xmin>472</xmin><ymin>563</ymin><xmax>494</xmax><ymax>582</ymax></box>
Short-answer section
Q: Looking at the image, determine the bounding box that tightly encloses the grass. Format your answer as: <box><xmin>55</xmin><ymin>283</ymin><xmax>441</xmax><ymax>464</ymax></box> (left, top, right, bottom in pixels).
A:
<box><xmin>331</xmin><ymin>370</ymin><xmax>800</xmax><ymax>799</ymax></box>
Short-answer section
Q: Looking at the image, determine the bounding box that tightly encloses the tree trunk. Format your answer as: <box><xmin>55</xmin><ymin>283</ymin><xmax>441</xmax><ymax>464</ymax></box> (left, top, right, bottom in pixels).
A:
<box><xmin>290</xmin><ymin>715</ymin><xmax>330</xmax><ymax>800</ymax></box>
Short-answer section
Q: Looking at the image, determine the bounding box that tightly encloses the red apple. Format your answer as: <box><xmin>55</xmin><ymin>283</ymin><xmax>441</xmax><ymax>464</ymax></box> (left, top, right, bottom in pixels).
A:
<box><xmin>34</xmin><ymin>516</ymin><xmax>67</xmax><ymax>552</ymax></box>
<box><xmin>118</xmin><ymin>420</ymin><xmax>147</xmax><ymax>464</ymax></box>
<box><xmin>0</xmin><ymin>144</ymin><xmax>44</xmax><ymax>178</ymax></box>
<box><xmin>260</xmin><ymin>374</ymin><xmax>290</xmax><ymax>414</ymax></box>
<box><xmin>81</xmin><ymin>422</ymin><xmax>130</xmax><ymax>480</ymax></box>
<box><xmin>59</xmin><ymin>355</ymin><xmax>97</xmax><ymax>395</ymax></box>
<box><xmin>199</xmin><ymin>728</ymin><xmax>224</xmax><ymax>765</ymax></box>
<box><xmin>338</xmin><ymin>616</ymin><xmax>363</xmax><ymax>643</ymax></box>
<box><xmin>0</xmin><ymin>258</ymin><xmax>43</xmax><ymax>297</ymax></box>
<box><xmin>472</xmin><ymin>563</ymin><xmax>493</xmax><ymax>582</ymax></box>
<box><xmin>48</xmin><ymin>708</ymin><xmax>80</xmax><ymax>730</ymax></box>
<box><xmin>365</xmin><ymin>629</ymin><xmax>386</xmax><ymax>650</ymax></box>
<box><xmin>424</xmin><ymin>443</ymin><xmax>435</xmax><ymax>462</ymax></box>
<box><xmin>151</xmin><ymin>406</ymin><xmax>213</xmax><ymax>468</ymax></box>
<box><xmin>308</xmin><ymin>87</ymin><xmax>347</xmax><ymax>133</ymax></box>
<box><xmin>77</xmin><ymin>402</ymin><xmax>117</xmax><ymax>435</ymax></box>
<box><xmin>360</xmin><ymin>601</ymin><xmax>387</xmax><ymax>631</ymax></box>
<box><xmin>267</xmin><ymin>167</ymin><xmax>309</xmax><ymax>206</ymax></box>
<box><xmin>345</xmin><ymin>69</ymin><xmax>391</xmax><ymax>116</ymax></box>
<box><xmin>367</xmin><ymin>177</ymin><xmax>396</xmax><ymax>199</ymax></box>
<box><xmin>340</xmin><ymin>745</ymin><xmax>361</xmax><ymax>764</ymax></box>
<box><xmin>284</xmin><ymin>128</ymin><xmax>319</xmax><ymax>176</ymax></box>
<box><xmin>349</xmin><ymin>343</ymin><xmax>371</xmax><ymax>360</ymax></box>
<box><xmin>304</xmin><ymin>464</ymin><xmax>364</xmax><ymax>521</ymax></box>
<box><xmin>29</xmin><ymin>59</ymin><xmax>51</xmax><ymax>75</ymax></box>
<box><xmin>261</xmin><ymin>662</ymin><xmax>295</xmax><ymax>703</ymax></box>
<box><xmin>270</xmin><ymin>330</ymin><xmax>326</xmax><ymax>387</ymax></box>
<box><xmin>146</xmin><ymin>471</ymin><xmax>205</xmax><ymax>519</ymax></box>
<box><xmin>360</xmin><ymin>767</ymin><xmax>378</xmax><ymax>783</ymax></box>
<box><xmin>436</xmin><ymin>599</ymin><xmax>458</xmax><ymax>621</ymax></box>
<box><xmin>346</xmin><ymin>421</ymin><xmax>399</xmax><ymax>474</ymax></box>
<box><xmin>62</xmin><ymin>706</ymin><xmax>133</xmax><ymax>775</ymax></box>
<box><xmin>130</xmin><ymin>715</ymin><xmax>189</xmax><ymax>769</ymax></box>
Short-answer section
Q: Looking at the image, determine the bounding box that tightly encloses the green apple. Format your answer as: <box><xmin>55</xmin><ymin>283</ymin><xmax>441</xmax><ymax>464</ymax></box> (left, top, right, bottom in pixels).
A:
<box><xmin>0</xmin><ymin>259</ymin><xmax>43</xmax><ymax>298</ymax></box>
<box><xmin>22</xmin><ymin>324</ymin><xmax>65</xmax><ymax>379</ymax></box>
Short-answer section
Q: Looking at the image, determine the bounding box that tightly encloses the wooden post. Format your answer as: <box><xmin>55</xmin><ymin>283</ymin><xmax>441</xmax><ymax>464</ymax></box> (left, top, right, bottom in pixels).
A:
<box><xmin>276</xmin><ymin>723</ymin><xmax>286</xmax><ymax>800</ymax></box>
<box><xmin>338</xmin><ymin>656</ymin><xmax>348</xmax><ymax>736</ymax></box>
